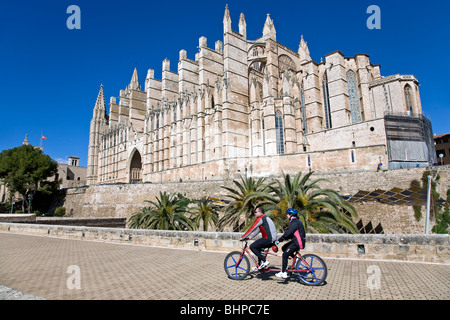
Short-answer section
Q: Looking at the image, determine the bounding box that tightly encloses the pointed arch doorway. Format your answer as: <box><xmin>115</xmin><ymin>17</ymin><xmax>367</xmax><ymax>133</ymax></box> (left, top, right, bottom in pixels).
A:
<box><xmin>129</xmin><ymin>150</ymin><xmax>142</xmax><ymax>183</ymax></box>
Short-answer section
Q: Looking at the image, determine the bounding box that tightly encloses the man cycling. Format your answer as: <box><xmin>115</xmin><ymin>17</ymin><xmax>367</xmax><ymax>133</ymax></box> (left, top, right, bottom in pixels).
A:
<box><xmin>240</xmin><ymin>207</ymin><xmax>277</xmax><ymax>270</ymax></box>
<box><xmin>275</xmin><ymin>208</ymin><xmax>306</xmax><ymax>279</ymax></box>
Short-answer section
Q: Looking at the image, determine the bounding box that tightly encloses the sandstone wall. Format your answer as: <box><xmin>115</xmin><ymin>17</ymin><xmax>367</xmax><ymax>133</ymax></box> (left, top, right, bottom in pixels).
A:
<box><xmin>1</xmin><ymin>223</ymin><xmax>448</xmax><ymax>264</ymax></box>
<box><xmin>0</xmin><ymin>214</ymin><xmax>36</xmax><ymax>223</ymax></box>
<box><xmin>62</xmin><ymin>166</ymin><xmax>449</xmax><ymax>234</ymax></box>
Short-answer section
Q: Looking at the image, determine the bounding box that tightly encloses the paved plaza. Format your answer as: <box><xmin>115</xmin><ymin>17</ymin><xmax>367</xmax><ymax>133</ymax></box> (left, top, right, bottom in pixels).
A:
<box><xmin>0</xmin><ymin>232</ymin><xmax>449</xmax><ymax>301</ymax></box>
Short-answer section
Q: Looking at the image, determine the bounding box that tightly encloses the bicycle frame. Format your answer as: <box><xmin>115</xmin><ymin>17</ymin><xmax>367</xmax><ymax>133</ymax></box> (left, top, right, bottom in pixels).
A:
<box><xmin>225</xmin><ymin>240</ymin><xmax>327</xmax><ymax>285</ymax></box>
<box><xmin>239</xmin><ymin>240</ymin><xmax>311</xmax><ymax>274</ymax></box>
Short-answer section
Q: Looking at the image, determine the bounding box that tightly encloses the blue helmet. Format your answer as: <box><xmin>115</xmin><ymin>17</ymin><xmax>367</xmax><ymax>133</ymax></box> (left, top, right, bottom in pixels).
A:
<box><xmin>286</xmin><ymin>208</ymin><xmax>298</xmax><ymax>215</ymax></box>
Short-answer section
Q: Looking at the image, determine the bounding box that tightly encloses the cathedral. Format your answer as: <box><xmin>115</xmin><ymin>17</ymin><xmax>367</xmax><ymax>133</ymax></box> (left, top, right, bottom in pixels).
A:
<box><xmin>87</xmin><ymin>6</ymin><xmax>436</xmax><ymax>185</ymax></box>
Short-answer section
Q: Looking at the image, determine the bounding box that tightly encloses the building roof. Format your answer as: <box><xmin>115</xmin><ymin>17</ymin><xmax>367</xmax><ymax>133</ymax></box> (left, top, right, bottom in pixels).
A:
<box><xmin>433</xmin><ymin>133</ymin><xmax>450</xmax><ymax>140</ymax></box>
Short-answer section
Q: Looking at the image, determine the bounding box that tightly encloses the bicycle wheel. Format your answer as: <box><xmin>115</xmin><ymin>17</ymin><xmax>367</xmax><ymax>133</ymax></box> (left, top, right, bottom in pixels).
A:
<box><xmin>295</xmin><ymin>254</ymin><xmax>327</xmax><ymax>286</ymax></box>
<box><xmin>224</xmin><ymin>251</ymin><xmax>250</xmax><ymax>280</ymax></box>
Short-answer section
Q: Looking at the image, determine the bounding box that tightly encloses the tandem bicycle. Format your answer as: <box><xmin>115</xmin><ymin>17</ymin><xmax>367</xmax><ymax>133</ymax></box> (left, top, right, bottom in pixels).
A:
<box><xmin>224</xmin><ymin>239</ymin><xmax>327</xmax><ymax>286</ymax></box>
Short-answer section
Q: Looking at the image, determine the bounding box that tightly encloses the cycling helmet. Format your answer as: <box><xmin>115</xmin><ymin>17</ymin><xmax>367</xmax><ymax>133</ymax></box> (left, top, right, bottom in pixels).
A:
<box><xmin>271</xmin><ymin>245</ymin><xmax>279</xmax><ymax>253</ymax></box>
<box><xmin>286</xmin><ymin>208</ymin><xmax>298</xmax><ymax>215</ymax></box>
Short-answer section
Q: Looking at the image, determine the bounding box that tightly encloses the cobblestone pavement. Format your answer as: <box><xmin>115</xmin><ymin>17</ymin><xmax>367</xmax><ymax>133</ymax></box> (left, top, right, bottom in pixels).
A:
<box><xmin>0</xmin><ymin>232</ymin><xmax>449</xmax><ymax>301</ymax></box>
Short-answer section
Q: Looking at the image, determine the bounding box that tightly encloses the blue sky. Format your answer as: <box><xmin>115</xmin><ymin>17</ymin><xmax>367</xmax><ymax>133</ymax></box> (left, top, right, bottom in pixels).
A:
<box><xmin>0</xmin><ymin>0</ymin><xmax>448</xmax><ymax>167</ymax></box>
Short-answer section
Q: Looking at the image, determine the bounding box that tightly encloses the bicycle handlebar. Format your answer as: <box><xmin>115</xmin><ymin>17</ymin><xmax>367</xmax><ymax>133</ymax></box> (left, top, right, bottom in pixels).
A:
<box><xmin>239</xmin><ymin>238</ymin><xmax>249</xmax><ymax>249</ymax></box>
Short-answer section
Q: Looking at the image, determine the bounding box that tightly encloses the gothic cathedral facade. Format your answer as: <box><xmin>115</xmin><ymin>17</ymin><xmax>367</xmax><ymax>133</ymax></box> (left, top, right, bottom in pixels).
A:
<box><xmin>87</xmin><ymin>6</ymin><xmax>435</xmax><ymax>185</ymax></box>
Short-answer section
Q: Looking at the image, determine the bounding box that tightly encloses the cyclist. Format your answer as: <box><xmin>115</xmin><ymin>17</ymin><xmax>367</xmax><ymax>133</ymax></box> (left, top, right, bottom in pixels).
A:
<box><xmin>240</xmin><ymin>207</ymin><xmax>277</xmax><ymax>270</ymax></box>
<box><xmin>275</xmin><ymin>208</ymin><xmax>306</xmax><ymax>279</ymax></box>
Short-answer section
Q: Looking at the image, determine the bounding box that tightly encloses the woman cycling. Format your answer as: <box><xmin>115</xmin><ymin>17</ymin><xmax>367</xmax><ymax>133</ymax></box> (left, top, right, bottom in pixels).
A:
<box><xmin>275</xmin><ymin>208</ymin><xmax>306</xmax><ymax>279</ymax></box>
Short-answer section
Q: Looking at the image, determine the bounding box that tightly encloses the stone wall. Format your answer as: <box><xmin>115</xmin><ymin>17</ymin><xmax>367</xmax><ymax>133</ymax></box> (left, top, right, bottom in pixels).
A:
<box><xmin>0</xmin><ymin>214</ymin><xmax>36</xmax><ymax>223</ymax></box>
<box><xmin>1</xmin><ymin>223</ymin><xmax>448</xmax><ymax>264</ymax></box>
<box><xmin>61</xmin><ymin>166</ymin><xmax>449</xmax><ymax>234</ymax></box>
<box><xmin>34</xmin><ymin>217</ymin><xmax>126</xmax><ymax>228</ymax></box>
<box><xmin>0</xmin><ymin>215</ymin><xmax>126</xmax><ymax>228</ymax></box>
<box><xmin>313</xmin><ymin>165</ymin><xmax>450</xmax><ymax>196</ymax></box>
<box><xmin>352</xmin><ymin>202</ymin><xmax>422</xmax><ymax>234</ymax></box>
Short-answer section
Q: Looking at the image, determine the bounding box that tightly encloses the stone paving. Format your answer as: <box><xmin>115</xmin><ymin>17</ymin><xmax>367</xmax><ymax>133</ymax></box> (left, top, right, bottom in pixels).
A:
<box><xmin>0</xmin><ymin>232</ymin><xmax>449</xmax><ymax>300</ymax></box>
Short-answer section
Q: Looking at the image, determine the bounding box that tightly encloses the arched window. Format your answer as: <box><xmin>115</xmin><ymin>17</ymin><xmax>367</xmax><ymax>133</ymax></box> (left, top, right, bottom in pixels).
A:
<box><xmin>275</xmin><ymin>111</ymin><xmax>284</xmax><ymax>154</ymax></box>
<box><xmin>278</xmin><ymin>55</ymin><xmax>296</xmax><ymax>77</ymax></box>
<box><xmin>258</xmin><ymin>82</ymin><xmax>263</xmax><ymax>101</ymax></box>
<box><xmin>347</xmin><ymin>70</ymin><xmax>362</xmax><ymax>123</ymax></box>
<box><xmin>301</xmin><ymin>82</ymin><xmax>307</xmax><ymax>133</ymax></box>
<box><xmin>129</xmin><ymin>150</ymin><xmax>142</xmax><ymax>183</ymax></box>
<box><xmin>322</xmin><ymin>72</ymin><xmax>332</xmax><ymax>129</ymax></box>
<box><xmin>253</xmin><ymin>48</ymin><xmax>260</xmax><ymax>71</ymax></box>
<box><xmin>155</xmin><ymin>113</ymin><xmax>160</xmax><ymax>140</ymax></box>
<box><xmin>404</xmin><ymin>85</ymin><xmax>413</xmax><ymax>116</ymax></box>
<box><xmin>261</xmin><ymin>113</ymin><xmax>266</xmax><ymax>155</ymax></box>
<box><xmin>251</xmin><ymin>47</ymin><xmax>263</xmax><ymax>73</ymax></box>
<box><xmin>173</xmin><ymin>105</ymin><xmax>177</xmax><ymax>123</ymax></box>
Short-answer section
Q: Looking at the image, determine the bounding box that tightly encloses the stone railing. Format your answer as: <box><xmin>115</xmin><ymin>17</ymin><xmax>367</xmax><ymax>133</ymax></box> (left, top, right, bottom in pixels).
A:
<box><xmin>0</xmin><ymin>214</ymin><xmax>36</xmax><ymax>223</ymax></box>
<box><xmin>0</xmin><ymin>222</ymin><xmax>448</xmax><ymax>264</ymax></box>
<box><xmin>34</xmin><ymin>217</ymin><xmax>126</xmax><ymax>228</ymax></box>
<box><xmin>0</xmin><ymin>214</ymin><xmax>126</xmax><ymax>228</ymax></box>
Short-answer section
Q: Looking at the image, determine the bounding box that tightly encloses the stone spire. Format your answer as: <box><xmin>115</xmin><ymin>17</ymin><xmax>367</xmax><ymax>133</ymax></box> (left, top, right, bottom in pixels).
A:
<box><xmin>298</xmin><ymin>35</ymin><xmax>311</xmax><ymax>62</ymax></box>
<box><xmin>92</xmin><ymin>84</ymin><xmax>107</xmax><ymax>121</ymax></box>
<box><xmin>94</xmin><ymin>84</ymin><xmax>106</xmax><ymax>111</ymax></box>
<box><xmin>238</xmin><ymin>12</ymin><xmax>246</xmax><ymax>38</ymax></box>
<box><xmin>223</xmin><ymin>4</ymin><xmax>231</xmax><ymax>33</ymax></box>
<box><xmin>129</xmin><ymin>67</ymin><xmax>141</xmax><ymax>91</ymax></box>
<box><xmin>88</xmin><ymin>84</ymin><xmax>107</xmax><ymax>185</ymax></box>
<box><xmin>22</xmin><ymin>134</ymin><xmax>29</xmax><ymax>146</ymax></box>
<box><xmin>262</xmin><ymin>14</ymin><xmax>276</xmax><ymax>40</ymax></box>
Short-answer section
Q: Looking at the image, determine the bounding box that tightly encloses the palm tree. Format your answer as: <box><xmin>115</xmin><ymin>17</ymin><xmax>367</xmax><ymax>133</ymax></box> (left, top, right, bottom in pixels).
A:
<box><xmin>218</xmin><ymin>176</ymin><xmax>271</xmax><ymax>232</ymax></box>
<box><xmin>128</xmin><ymin>191</ymin><xmax>194</xmax><ymax>230</ymax></box>
<box><xmin>244</xmin><ymin>171</ymin><xmax>358</xmax><ymax>234</ymax></box>
<box><xmin>190</xmin><ymin>196</ymin><xmax>220</xmax><ymax>231</ymax></box>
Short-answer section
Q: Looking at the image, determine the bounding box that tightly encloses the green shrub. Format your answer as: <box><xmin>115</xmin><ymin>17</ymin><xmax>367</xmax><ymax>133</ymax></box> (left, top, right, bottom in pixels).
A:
<box><xmin>54</xmin><ymin>207</ymin><xmax>66</xmax><ymax>217</ymax></box>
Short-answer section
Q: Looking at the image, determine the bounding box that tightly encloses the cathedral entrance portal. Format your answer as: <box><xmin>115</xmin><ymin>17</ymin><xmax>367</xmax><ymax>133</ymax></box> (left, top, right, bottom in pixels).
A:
<box><xmin>129</xmin><ymin>150</ymin><xmax>142</xmax><ymax>183</ymax></box>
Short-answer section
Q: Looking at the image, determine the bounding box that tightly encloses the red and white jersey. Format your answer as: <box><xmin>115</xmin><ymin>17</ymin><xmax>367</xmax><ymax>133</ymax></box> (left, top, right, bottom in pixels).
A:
<box><xmin>241</xmin><ymin>215</ymin><xmax>277</xmax><ymax>242</ymax></box>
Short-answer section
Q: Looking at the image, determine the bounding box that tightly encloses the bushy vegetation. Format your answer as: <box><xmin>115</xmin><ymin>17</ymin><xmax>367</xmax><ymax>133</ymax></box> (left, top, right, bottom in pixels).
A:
<box><xmin>54</xmin><ymin>206</ymin><xmax>66</xmax><ymax>217</ymax></box>
<box><xmin>128</xmin><ymin>171</ymin><xmax>359</xmax><ymax>234</ymax></box>
<box><xmin>411</xmin><ymin>171</ymin><xmax>449</xmax><ymax>234</ymax></box>
<box><xmin>432</xmin><ymin>188</ymin><xmax>450</xmax><ymax>234</ymax></box>
<box><xmin>0</xmin><ymin>145</ymin><xmax>59</xmax><ymax>213</ymax></box>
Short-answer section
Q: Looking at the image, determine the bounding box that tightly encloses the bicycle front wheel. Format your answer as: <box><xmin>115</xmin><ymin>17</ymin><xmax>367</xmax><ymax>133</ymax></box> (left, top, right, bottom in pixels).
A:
<box><xmin>295</xmin><ymin>254</ymin><xmax>327</xmax><ymax>286</ymax></box>
<box><xmin>224</xmin><ymin>251</ymin><xmax>250</xmax><ymax>280</ymax></box>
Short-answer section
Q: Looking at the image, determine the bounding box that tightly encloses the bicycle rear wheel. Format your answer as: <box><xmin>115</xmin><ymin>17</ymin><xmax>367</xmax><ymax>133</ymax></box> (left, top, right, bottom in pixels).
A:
<box><xmin>224</xmin><ymin>251</ymin><xmax>250</xmax><ymax>280</ymax></box>
<box><xmin>295</xmin><ymin>254</ymin><xmax>327</xmax><ymax>286</ymax></box>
